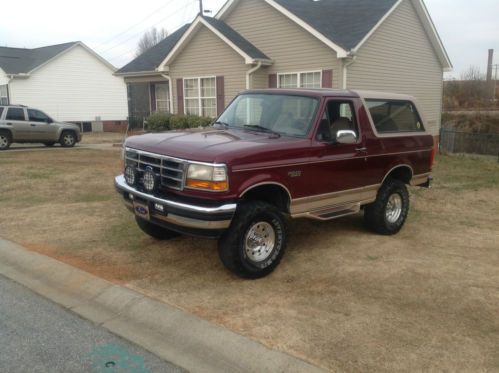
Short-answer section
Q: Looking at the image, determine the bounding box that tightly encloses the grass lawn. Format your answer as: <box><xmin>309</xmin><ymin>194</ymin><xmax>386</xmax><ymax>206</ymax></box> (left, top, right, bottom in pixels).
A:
<box><xmin>1</xmin><ymin>148</ymin><xmax>498</xmax><ymax>372</ymax></box>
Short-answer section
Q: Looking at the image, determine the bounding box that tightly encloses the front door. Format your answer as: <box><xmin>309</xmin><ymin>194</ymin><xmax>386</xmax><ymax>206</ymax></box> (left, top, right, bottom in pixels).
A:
<box><xmin>27</xmin><ymin>109</ymin><xmax>58</xmax><ymax>141</ymax></box>
<box><xmin>5</xmin><ymin>107</ymin><xmax>30</xmax><ymax>140</ymax></box>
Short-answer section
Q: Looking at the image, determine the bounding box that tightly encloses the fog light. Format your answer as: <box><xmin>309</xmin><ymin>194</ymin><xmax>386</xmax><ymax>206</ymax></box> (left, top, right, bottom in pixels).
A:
<box><xmin>154</xmin><ymin>203</ymin><xmax>164</xmax><ymax>212</ymax></box>
<box><xmin>142</xmin><ymin>168</ymin><xmax>157</xmax><ymax>193</ymax></box>
<box><xmin>124</xmin><ymin>166</ymin><xmax>137</xmax><ymax>186</ymax></box>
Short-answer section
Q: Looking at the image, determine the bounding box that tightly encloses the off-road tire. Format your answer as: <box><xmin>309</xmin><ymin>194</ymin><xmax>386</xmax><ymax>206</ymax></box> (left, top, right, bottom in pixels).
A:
<box><xmin>0</xmin><ymin>131</ymin><xmax>12</xmax><ymax>150</ymax></box>
<box><xmin>60</xmin><ymin>131</ymin><xmax>76</xmax><ymax>148</ymax></box>
<box><xmin>135</xmin><ymin>216</ymin><xmax>180</xmax><ymax>240</ymax></box>
<box><xmin>44</xmin><ymin>142</ymin><xmax>56</xmax><ymax>147</ymax></box>
<box><xmin>218</xmin><ymin>201</ymin><xmax>287</xmax><ymax>279</ymax></box>
<box><xmin>364</xmin><ymin>178</ymin><xmax>410</xmax><ymax>235</ymax></box>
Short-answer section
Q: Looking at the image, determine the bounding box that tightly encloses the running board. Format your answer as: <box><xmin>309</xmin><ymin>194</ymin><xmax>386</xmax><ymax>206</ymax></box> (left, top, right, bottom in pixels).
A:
<box><xmin>304</xmin><ymin>203</ymin><xmax>361</xmax><ymax>221</ymax></box>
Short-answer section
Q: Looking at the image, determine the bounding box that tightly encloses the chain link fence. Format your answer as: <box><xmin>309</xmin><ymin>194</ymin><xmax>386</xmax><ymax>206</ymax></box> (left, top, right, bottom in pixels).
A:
<box><xmin>440</xmin><ymin>128</ymin><xmax>499</xmax><ymax>156</ymax></box>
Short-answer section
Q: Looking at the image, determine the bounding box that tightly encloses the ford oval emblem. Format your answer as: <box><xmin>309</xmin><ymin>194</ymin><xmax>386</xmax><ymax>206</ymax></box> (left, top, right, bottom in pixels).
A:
<box><xmin>135</xmin><ymin>206</ymin><xmax>148</xmax><ymax>215</ymax></box>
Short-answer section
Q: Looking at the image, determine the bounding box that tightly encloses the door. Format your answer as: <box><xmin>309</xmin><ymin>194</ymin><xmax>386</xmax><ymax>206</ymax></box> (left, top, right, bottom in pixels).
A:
<box><xmin>27</xmin><ymin>109</ymin><xmax>58</xmax><ymax>141</ymax></box>
<box><xmin>305</xmin><ymin>99</ymin><xmax>371</xmax><ymax>207</ymax></box>
<box><xmin>5</xmin><ymin>107</ymin><xmax>30</xmax><ymax>140</ymax></box>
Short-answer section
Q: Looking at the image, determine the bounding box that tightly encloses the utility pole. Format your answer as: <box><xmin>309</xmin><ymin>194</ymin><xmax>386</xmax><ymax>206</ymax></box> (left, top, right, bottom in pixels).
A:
<box><xmin>199</xmin><ymin>0</ymin><xmax>203</xmax><ymax>15</ymax></box>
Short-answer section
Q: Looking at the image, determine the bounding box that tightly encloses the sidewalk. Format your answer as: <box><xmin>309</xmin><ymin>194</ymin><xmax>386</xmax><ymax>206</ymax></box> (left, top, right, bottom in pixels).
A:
<box><xmin>0</xmin><ymin>238</ymin><xmax>325</xmax><ymax>373</ymax></box>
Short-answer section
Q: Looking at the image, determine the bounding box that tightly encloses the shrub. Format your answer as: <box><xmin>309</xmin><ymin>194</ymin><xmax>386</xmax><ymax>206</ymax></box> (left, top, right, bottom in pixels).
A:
<box><xmin>145</xmin><ymin>113</ymin><xmax>213</xmax><ymax>132</ymax></box>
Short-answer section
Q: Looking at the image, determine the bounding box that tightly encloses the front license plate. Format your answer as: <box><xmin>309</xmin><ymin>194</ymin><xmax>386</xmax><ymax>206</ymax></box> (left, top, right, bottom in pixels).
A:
<box><xmin>133</xmin><ymin>202</ymin><xmax>150</xmax><ymax>220</ymax></box>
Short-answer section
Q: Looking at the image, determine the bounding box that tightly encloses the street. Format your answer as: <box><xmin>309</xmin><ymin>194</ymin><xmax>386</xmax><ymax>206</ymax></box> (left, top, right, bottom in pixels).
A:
<box><xmin>0</xmin><ymin>274</ymin><xmax>184</xmax><ymax>373</ymax></box>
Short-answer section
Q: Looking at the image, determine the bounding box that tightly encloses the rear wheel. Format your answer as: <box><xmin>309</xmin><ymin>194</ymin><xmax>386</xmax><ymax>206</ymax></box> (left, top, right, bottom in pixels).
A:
<box><xmin>364</xmin><ymin>178</ymin><xmax>409</xmax><ymax>235</ymax></box>
<box><xmin>135</xmin><ymin>216</ymin><xmax>180</xmax><ymax>240</ymax></box>
<box><xmin>60</xmin><ymin>131</ymin><xmax>76</xmax><ymax>147</ymax></box>
<box><xmin>0</xmin><ymin>131</ymin><xmax>12</xmax><ymax>150</ymax></box>
<box><xmin>218</xmin><ymin>201</ymin><xmax>287</xmax><ymax>279</ymax></box>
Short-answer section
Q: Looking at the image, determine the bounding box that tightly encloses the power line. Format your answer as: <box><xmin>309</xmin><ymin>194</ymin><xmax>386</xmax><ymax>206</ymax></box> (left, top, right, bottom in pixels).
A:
<box><xmin>106</xmin><ymin>0</ymin><xmax>196</xmax><ymax>63</ymax></box>
<box><xmin>99</xmin><ymin>0</ymin><xmax>196</xmax><ymax>56</ymax></box>
<box><xmin>95</xmin><ymin>0</ymin><xmax>178</xmax><ymax>49</ymax></box>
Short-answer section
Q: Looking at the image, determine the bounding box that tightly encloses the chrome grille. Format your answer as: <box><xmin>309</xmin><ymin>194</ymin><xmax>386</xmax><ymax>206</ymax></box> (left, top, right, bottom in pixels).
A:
<box><xmin>125</xmin><ymin>148</ymin><xmax>186</xmax><ymax>191</ymax></box>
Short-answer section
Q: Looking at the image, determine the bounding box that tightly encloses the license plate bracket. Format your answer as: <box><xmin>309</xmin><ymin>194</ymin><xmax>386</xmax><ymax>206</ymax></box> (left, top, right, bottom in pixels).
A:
<box><xmin>133</xmin><ymin>202</ymin><xmax>150</xmax><ymax>220</ymax></box>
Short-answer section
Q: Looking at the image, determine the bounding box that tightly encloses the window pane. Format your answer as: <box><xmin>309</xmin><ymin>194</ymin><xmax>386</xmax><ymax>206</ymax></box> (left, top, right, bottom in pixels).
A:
<box><xmin>184</xmin><ymin>79</ymin><xmax>199</xmax><ymax>98</ymax></box>
<box><xmin>6</xmin><ymin>108</ymin><xmax>25</xmax><ymax>121</ymax></box>
<box><xmin>300</xmin><ymin>72</ymin><xmax>321</xmax><ymax>88</ymax></box>
<box><xmin>279</xmin><ymin>74</ymin><xmax>298</xmax><ymax>88</ymax></box>
<box><xmin>28</xmin><ymin>109</ymin><xmax>49</xmax><ymax>122</ymax></box>
<box><xmin>366</xmin><ymin>100</ymin><xmax>424</xmax><ymax>133</ymax></box>
<box><xmin>0</xmin><ymin>98</ymin><xmax>7</xmax><ymax>106</ymax></box>
<box><xmin>185</xmin><ymin>98</ymin><xmax>200</xmax><ymax>115</ymax></box>
<box><xmin>155</xmin><ymin>83</ymin><xmax>169</xmax><ymax>101</ymax></box>
<box><xmin>201</xmin><ymin>98</ymin><xmax>216</xmax><ymax>118</ymax></box>
<box><xmin>0</xmin><ymin>85</ymin><xmax>7</xmax><ymax>97</ymax></box>
<box><xmin>201</xmin><ymin>78</ymin><xmax>216</xmax><ymax>98</ymax></box>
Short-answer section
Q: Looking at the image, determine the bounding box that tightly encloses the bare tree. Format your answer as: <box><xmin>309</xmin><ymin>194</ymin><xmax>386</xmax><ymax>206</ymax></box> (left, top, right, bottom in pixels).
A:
<box><xmin>136</xmin><ymin>27</ymin><xmax>168</xmax><ymax>56</ymax></box>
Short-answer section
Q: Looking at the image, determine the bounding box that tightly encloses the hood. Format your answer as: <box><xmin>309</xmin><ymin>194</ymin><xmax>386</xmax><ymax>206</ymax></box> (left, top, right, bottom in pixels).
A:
<box><xmin>125</xmin><ymin>128</ymin><xmax>311</xmax><ymax>164</ymax></box>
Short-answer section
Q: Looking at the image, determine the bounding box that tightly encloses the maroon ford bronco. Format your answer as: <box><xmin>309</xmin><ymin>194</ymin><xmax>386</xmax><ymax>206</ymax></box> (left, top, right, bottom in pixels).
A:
<box><xmin>115</xmin><ymin>89</ymin><xmax>435</xmax><ymax>278</ymax></box>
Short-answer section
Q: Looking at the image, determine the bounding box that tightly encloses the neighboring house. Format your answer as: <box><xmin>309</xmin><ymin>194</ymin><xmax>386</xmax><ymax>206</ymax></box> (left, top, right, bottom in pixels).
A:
<box><xmin>0</xmin><ymin>42</ymin><xmax>128</xmax><ymax>132</ymax></box>
<box><xmin>116</xmin><ymin>0</ymin><xmax>452</xmax><ymax>136</ymax></box>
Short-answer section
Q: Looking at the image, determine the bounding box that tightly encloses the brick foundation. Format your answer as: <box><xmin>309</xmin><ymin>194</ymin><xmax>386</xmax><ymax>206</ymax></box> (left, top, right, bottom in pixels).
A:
<box><xmin>103</xmin><ymin>120</ymin><xmax>129</xmax><ymax>133</ymax></box>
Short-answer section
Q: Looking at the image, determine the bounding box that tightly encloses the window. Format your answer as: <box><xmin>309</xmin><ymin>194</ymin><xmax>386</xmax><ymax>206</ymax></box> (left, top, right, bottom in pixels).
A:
<box><xmin>278</xmin><ymin>71</ymin><xmax>321</xmax><ymax>89</ymax></box>
<box><xmin>28</xmin><ymin>109</ymin><xmax>50</xmax><ymax>123</ymax></box>
<box><xmin>184</xmin><ymin>77</ymin><xmax>217</xmax><ymax>117</ymax></box>
<box><xmin>155</xmin><ymin>83</ymin><xmax>170</xmax><ymax>113</ymax></box>
<box><xmin>217</xmin><ymin>93</ymin><xmax>319</xmax><ymax>138</ymax></box>
<box><xmin>0</xmin><ymin>107</ymin><xmax>3</xmax><ymax>117</ymax></box>
<box><xmin>366</xmin><ymin>100</ymin><xmax>425</xmax><ymax>133</ymax></box>
<box><xmin>6</xmin><ymin>107</ymin><xmax>25</xmax><ymax>121</ymax></box>
<box><xmin>0</xmin><ymin>85</ymin><xmax>8</xmax><ymax>105</ymax></box>
<box><xmin>316</xmin><ymin>100</ymin><xmax>358</xmax><ymax>142</ymax></box>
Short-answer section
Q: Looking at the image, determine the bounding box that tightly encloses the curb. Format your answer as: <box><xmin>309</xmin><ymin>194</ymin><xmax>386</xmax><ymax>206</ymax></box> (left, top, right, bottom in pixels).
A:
<box><xmin>0</xmin><ymin>238</ymin><xmax>326</xmax><ymax>373</ymax></box>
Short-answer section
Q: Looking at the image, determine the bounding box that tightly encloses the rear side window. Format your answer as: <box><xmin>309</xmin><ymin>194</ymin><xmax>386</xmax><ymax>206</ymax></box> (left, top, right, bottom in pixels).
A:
<box><xmin>28</xmin><ymin>109</ymin><xmax>50</xmax><ymax>123</ymax></box>
<box><xmin>366</xmin><ymin>100</ymin><xmax>424</xmax><ymax>133</ymax></box>
<box><xmin>0</xmin><ymin>107</ymin><xmax>4</xmax><ymax>118</ymax></box>
<box><xmin>6</xmin><ymin>108</ymin><xmax>26</xmax><ymax>121</ymax></box>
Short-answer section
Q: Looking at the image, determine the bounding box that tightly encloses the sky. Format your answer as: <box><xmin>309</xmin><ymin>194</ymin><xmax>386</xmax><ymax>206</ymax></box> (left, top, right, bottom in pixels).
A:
<box><xmin>0</xmin><ymin>0</ymin><xmax>498</xmax><ymax>79</ymax></box>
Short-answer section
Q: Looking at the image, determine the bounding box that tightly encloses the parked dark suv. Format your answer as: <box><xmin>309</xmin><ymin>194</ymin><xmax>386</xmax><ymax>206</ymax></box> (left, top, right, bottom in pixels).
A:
<box><xmin>0</xmin><ymin>105</ymin><xmax>81</xmax><ymax>150</ymax></box>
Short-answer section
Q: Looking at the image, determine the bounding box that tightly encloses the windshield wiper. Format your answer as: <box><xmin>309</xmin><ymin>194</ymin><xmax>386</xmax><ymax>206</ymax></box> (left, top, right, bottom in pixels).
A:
<box><xmin>213</xmin><ymin>121</ymin><xmax>230</xmax><ymax>129</ymax></box>
<box><xmin>243</xmin><ymin>124</ymin><xmax>280</xmax><ymax>137</ymax></box>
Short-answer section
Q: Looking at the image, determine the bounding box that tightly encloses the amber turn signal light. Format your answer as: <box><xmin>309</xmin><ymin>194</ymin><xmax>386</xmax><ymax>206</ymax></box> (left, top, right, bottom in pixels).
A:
<box><xmin>186</xmin><ymin>179</ymin><xmax>228</xmax><ymax>191</ymax></box>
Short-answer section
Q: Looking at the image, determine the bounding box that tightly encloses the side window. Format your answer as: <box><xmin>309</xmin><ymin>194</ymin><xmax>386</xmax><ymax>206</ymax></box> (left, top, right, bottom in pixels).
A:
<box><xmin>316</xmin><ymin>100</ymin><xmax>358</xmax><ymax>141</ymax></box>
<box><xmin>28</xmin><ymin>109</ymin><xmax>50</xmax><ymax>123</ymax></box>
<box><xmin>6</xmin><ymin>108</ymin><xmax>26</xmax><ymax>121</ymax></box>
<box><xmin>366</xmin><ymin>100</ymin><xmax>424</xmax><ymax>133</ymax></box>
<box><xmin>0</xmin><ymin>107</ymin><xmax>4</xmax><ymax>118</ymax></box>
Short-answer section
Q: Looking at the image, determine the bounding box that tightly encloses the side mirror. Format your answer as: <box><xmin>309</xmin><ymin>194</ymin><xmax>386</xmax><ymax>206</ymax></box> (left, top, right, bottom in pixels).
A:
<box><xmin>336</xmin><ymin>130</ymin><xmax>357</xmax><ymax>144</ymax></box>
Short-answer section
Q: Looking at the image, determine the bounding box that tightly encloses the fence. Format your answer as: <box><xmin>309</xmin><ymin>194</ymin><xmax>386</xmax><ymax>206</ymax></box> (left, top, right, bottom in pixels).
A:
<box><xmin>440</xmin><ymin>129</ymin><xmax>499</xmax><ymax>155</ymax></box>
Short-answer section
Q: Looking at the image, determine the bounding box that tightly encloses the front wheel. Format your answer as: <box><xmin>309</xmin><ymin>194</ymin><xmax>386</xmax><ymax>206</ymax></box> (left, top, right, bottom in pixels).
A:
<box><xmin>218</xmin><ymin>201</ymin><xmax>287</xmax><ymax>279</ymax></box>
<box><xmin>135</xmin><ymin>216</ymin><xmax>180</xmax><ymax>240</ymax></box>
<box><xmin>364</xmin><ymin>178</ymin><xmax>409</xmax><ymax>235</ymax></box>
<box><xmin>60</xmin><ymin>131</ymin><xmax>76</xmax><ymax>147</ymax></box>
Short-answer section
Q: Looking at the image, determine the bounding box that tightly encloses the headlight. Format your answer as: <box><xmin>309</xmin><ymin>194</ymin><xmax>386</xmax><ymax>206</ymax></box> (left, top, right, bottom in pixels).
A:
<box><xmin>186</xmin><ymin>164</ymin><xmax>228</xmax><ymax>192</ymax></box>
<box><xmin>124</xmin><ymin>166</ymin><xmax>137</xmax><ymax>186</ymax></box>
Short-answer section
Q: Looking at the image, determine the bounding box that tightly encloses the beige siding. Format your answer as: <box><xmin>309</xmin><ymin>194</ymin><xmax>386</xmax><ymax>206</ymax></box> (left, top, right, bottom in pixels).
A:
<box><xmin>169</xmin><ymin>26</ymin><xmax>248</xmax><ymax>114</ymax></box>
<box><xmin>224</xmin><ymin>0</ymin><xmax>341</xmax><ymax>88</ymax></box>
<box><xmin>251</xmin><ymin>67</ymin><xmax>269</xmax><ymax>89</ymax></box>
<box><xmin>347</xmin><ymin>0</ymin><xmax>444</xmax><ymax>135</ymax></box>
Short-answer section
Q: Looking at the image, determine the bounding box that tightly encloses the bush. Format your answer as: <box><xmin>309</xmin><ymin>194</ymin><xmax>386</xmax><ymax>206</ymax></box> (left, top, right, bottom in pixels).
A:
<box><xmin>145</xmin><ymin>113</ymin><xmax>213</xmax><ymax>132</ymax></box>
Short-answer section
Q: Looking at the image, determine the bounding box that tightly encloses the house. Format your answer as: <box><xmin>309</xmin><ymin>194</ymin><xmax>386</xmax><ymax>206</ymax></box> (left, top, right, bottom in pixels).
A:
<box><xmin>116</xmin><ymin>0</ymin><xmax>452</xmax><ymax>136</ymax></box>
<box><xmin>0</xmin><ymin>42</ymin><xmax>128</xmax><ymax>132</ymax></box>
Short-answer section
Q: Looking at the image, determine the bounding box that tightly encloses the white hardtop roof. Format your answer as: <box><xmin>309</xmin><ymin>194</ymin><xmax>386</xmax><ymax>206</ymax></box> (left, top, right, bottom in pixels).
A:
<box><xmin>352</xmin><ymin>90</ymin><xmax>417</xmax><ymax>101</ymax></box>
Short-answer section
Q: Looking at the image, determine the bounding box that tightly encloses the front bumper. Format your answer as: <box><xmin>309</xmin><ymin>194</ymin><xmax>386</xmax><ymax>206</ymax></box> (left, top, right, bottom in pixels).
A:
<box><xmin>114</xmin><ymin>175</ymin><xmax>236</xmax><ymax>237</ymax></box>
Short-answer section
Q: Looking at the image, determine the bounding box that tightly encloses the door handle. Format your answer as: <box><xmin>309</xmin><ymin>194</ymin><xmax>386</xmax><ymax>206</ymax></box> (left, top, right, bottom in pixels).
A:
<box><xmin>356</xmin><ymin>147</ymin><xmax>368</xmax><ymax>153</ymax></box>
<box><xmin>31</xmin><ymin>124</ymin><xmax>36</xmax><ymax>126</ymax></box>
<box><xmin>6</xmin><ymin>122</ymin><xmax>12</xmax><ymax>126</ymax></box>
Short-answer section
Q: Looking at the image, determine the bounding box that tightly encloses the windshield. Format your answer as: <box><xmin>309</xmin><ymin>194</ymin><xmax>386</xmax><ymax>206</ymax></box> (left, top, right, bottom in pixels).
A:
<box><xmin>216</xmin><ymin>94</ymin><xmax>319</xmax><ymax>138</ymax></box>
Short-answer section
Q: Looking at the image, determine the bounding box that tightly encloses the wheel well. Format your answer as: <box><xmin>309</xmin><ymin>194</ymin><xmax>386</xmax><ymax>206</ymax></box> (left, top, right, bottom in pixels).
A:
<box><xmin>384</xmin><ymin>166</ymin><xmax>413</xmax><ymax>185</ymax></box>
<box><xmin>241</xmin><ymin>184</ymin><xmax>291</xmax><ymax>213</ymax></box>
<box><xmin>0</xmin><ymin>129</ymin><xmax>12</xmax><ymax>139</ymax></box>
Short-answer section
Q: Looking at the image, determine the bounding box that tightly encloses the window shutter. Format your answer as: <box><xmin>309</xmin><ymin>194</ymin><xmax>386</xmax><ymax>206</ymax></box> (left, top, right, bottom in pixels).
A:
<box><xmin>216</xmin><ymin>76</ymin><xmax>225</xmax><ymax>116</ymax></box>
<box><xmin>150</xmin><ymin>83</ymin><xmax>156</xmax><ymax>112</ymax></box>
<box><xmin>268</xmin><ymin>74</ymin><xmax>277</xmax><ymax>88</ymax></box>
<box><xmin>176</xmin><ymin>79</ymin><xmax>184</xmax><ymax>114</ymax></box>
<box><xmin>321</xmin><ymin>70</ymin><xmax>333</xmax><ymax>88</ymax></box>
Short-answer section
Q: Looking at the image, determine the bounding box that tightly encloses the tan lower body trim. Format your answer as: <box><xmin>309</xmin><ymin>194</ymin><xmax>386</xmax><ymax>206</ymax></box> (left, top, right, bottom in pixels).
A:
<box><xmin>410</xmin><ymin>173</ymin><xmax>431</xmax><ymax>186</ymax></box>
<box><xmin>290</xmin><ymin>184</ymin><xmax>380</xmax><ymax>217</ymax></box>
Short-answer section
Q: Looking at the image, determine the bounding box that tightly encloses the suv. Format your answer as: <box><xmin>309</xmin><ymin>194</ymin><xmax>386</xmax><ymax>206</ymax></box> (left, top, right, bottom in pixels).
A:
<box><xmin>115</xmin><ymin>89</ymin><xmax>435</xmax><ymax>278</ymax></box>
<box><xmin>0</xmin><ymin>105</ymin><xmax>82</xmax><ymax>150</ymax></box>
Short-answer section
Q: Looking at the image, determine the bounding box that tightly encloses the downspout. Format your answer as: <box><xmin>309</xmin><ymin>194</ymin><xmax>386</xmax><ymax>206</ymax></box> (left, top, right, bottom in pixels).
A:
<box><xmin>160</xmin><ymin>74</ymin><xmax>174</xmax><ymax>114</ymax></box>
<box><xmin>246</xmin><ymin>61</ymin><xmax>263</xmax><ymax>89</ymax></box>
<box><xmin>342</xmin><ymin>55</ymin><xmax>356</xmax><ymax>89</ymax></box>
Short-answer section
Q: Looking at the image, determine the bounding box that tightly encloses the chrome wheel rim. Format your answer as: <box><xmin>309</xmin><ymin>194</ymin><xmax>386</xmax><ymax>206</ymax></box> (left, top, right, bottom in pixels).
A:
<box><xmin>0</xmin><ymin>135</ymin><xmax>8</xmax><ymax>148</ymax></box>
<box><xmin>63</xmin><ymin>134</ymin><xmax>74</xmax><ymax>146</ymax></box>
<box><xmin>386</xmin><ymin>193</ymin><xmax>403</xmax><ymax>223</ymax></box>
<box><xmin>245</xmin><ymin>221</ymin><xmax>276</xmax><ymax>262</ymax></box>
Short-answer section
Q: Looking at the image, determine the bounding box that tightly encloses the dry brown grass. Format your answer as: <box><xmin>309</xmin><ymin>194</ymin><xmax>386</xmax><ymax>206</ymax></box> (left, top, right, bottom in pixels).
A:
<box><xmin>1</xmin><ymin>149</ymin><xmax>498</xmax><ymax>372</ymax></box>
